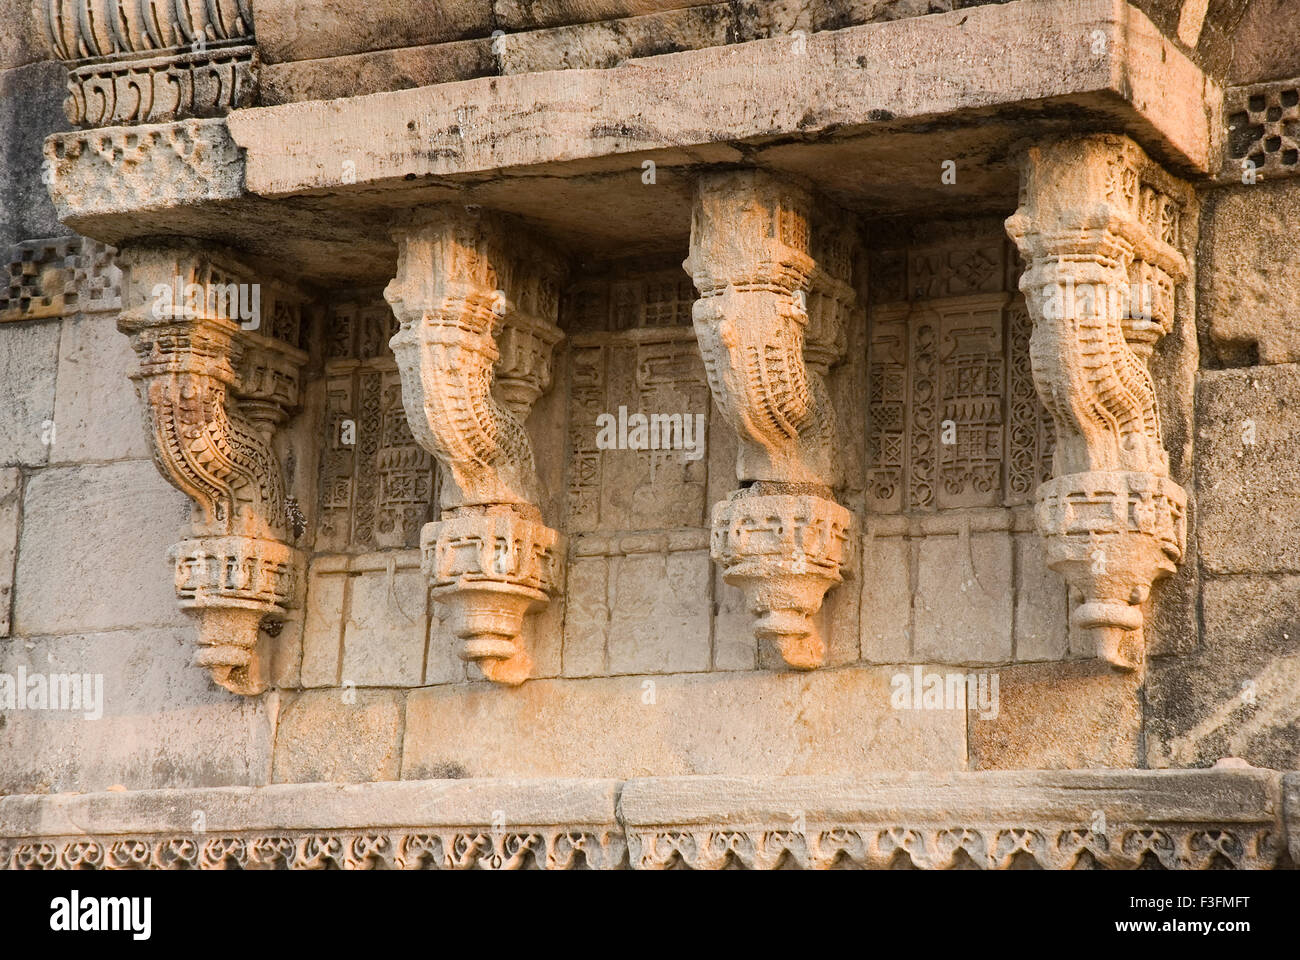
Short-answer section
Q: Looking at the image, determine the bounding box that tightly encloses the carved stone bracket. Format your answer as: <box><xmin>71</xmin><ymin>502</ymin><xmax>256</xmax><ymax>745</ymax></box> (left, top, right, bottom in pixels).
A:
<box><xmin>1005</xmin><ymin>134</ymin><xmax>1191</xmax><ymax>669</ymax></box>
<box><xmin>117</xmin><ymin>243</ymin><xmax>306</xmax><ymax>694</ymax></box>
<box><xmin>684</xmin><ymin>170</ymin><xmax>856</xmax><ymax>669</ymax></box>
<box><xmin>385</xmin><ymin>207</ymin><xmax>566</xmax><ymax>685</ymax></box>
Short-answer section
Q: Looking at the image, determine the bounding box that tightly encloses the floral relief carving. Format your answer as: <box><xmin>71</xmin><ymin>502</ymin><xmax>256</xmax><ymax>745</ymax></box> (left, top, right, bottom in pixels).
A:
<box><xmin>384</xmin><ymin>207</ymin><xmax>566</xmax><ymax>685</ymax></box>
<box><xmin>117</xmin><ymin>243</ymin><xmax>307</xmax><ymax>694</ymax></box>
<box><xmin>1005</xmin><ymin>134</ymin><xmax>1191</xmax><ymax>669</ymax></box>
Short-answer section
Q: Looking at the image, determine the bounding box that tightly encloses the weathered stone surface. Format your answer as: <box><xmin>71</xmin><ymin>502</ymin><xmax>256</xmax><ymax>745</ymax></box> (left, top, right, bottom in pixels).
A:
<box><xmin>914</xmin><ymin>531</ymin><xmax>1013</xmax><ymax>664</ymax></box>
<box><xmin>1229</xmin><ymin>0</ymin><xmax>1300</xmax><ymax>83</ymax></box>
<box><xmin>967</xmin><ymin>660</ymin><xmax>1143</xmax><ymax>769</ymax></box>
<box><xmin>402</xmin><ymin>666</ymin><xmax>966</xmax><ymax>779</ymax></box>
<box><xmin>1014</xmin><ymin>531</ymin><xmax>1069</xmax><ymax>661</ymax></box>
<box><xmin>0</xmin><ymin>318</ymin><xmax>58</xmax><ymax>467</ymax></box>
<box><xmin>497</xmin><ymin>3</ymin><xmax>733</xmax><ymax>75</ymax></box>
<box><xmin>1199</xmin><ymin>182</ymin><xmax>1300</xmax><ymax>364</ymax></box>
<box><xmin>228</xmin><ymin>0</ymin><xmax>1216</xmax><ymax>200</ymax></box>
<box><xmin>0</xmin><ymin>775</ymin><xmax>621</xmax><ymax>837</ymax></box>
<box><xmin>0</xmin><ymin>0</ymin><xmax>44</xmax><ymax>72</ymax></box>
<box><xmin>860</xmin><ymin>532</ymin><xmax>910</xmax><ymax>662</ymax></box>
<box><xmin>0</xmin><ymin>628</ymin><xmax>276</xmax><ymax>793</ymax></box>
<box><xmin>0</xmin><ymin>62</ymin><xmax>67</xmax><ymax>243</ymax></box>
<box><xmin>1146</xmin><ymin>574</ymin><xmax>1300</xmax><ymax>770</ymax></box>
<box><xmin>561</xmin><ymin>554</ymin><xmax>611</xmax><ymax>677</ymax></box>
<box><xmin>259</xmin><ymin>39</ymin><xmax>495</xmax><ymax>104</ymax></box>
<box><xmin>298</xmin><ymin>562</ymin><xmax>346</xmax><ymax>688</ymax></box>
<box><xmin>1287</xmin><ymin>771</ymin><xmax>1300</xmax><ymax>865</ymax></box>
<box><xmin>272</xmin><ymin>688</ymin><xmax>405</xmax><ymax>783</ymax></box>
<box><xmin>45</xmin><ymin>119</ymin><xmax>244</xmax><ymax>227</ymax></box>
<box><xmin>50</xmin><ymin>312</ymin><xmax>151</xmax><ymax>463</ymax></box>
<box><xmin>0</xmin><ymin>467</ymin><xmax>19</xmax><ymax>636</ymax></box>
<box><xmin>1196</xmin><ymin>363</ymin><xmax>1300</xmax><ymax>575</ymax></box>
<box><xmin>12</xmin><ymin>460</ymin><xmax>190</xmax><ymax>636</ymax></box>
<box><xmin>249</xmin><ymin>0</ymin><xmax>493</xmax><ymax>63</ymax></box>
<box><xmin>605</xmin><ymin>549</ymin><xmax>712</xmax><ymax>674</ymax></box>
<box><xmin>340</xmin><ymin>560</ymin><xmax>428</xmax><ymax>687</ymax></box>
<box><xmin>0</xmin><ymin>767</ymin><xmax>1286</xmax><ymax>869</ymax></box>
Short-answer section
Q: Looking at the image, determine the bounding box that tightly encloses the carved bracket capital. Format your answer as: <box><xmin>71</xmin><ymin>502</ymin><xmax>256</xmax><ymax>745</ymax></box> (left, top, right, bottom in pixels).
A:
<box><xmin>1005</xmin><ymin>135</ymin><xmax>1193</xmax><ymax>668</ymax></box>
<box><xmin>384</xmin><ymin>207</ymin><xmax>566</xmax><ymax>684</ymax></box>
<box><xmin>118</xmin><ymin>242</ymin><xmax>307</xmax><ymax>694</ymax></box>
<box><xmin>685</xmin><ymin>170</ymin><xmax>856</xmax><ymax>668</ymax></box>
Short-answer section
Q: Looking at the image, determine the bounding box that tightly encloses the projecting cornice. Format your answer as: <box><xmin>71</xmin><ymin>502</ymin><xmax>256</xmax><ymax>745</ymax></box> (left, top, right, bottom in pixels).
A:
<box><xmin>41</xmin><ymin>0</ymin><xmax>1220</xmax><ymax>288</ymax></box>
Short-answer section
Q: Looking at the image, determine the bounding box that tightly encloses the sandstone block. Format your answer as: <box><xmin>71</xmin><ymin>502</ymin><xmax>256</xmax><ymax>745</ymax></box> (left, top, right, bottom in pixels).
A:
<box><xmin>12</xmin><ymin>460</ymin><xmax>190</xmax><ymax>636</ymax></box>
<box><xmin>0</xmin><ymin>628</ymin><xmax>276</xmax><ymax>793</ymax></box>
<box><xmin>1145</xmin><ymin>574</ymin><xmax>1300</xmax><ymax>771</ymax></box>
<box><xmin>271</xmin><ymin>688</ymin><xmax>405</xmax><ymax>783</ymax></box>
<box><xmin>0</xmin><ymin>318</ymin><xmax>58</xmax><ymax>467</ymax></box>
<box><xmin>402</xmin><ymin>666</ymin><xmax>966</xmax><ymax>779</ymax></box>
<box><xmin>914</xmin><ymin>530</ymin><xmax>1013</xmax><ymax>664</ymax></box>
<box><xmin>1196</xmin><ymin>363</ymin><xmax>1300</xmax><ymax>575</ymax></box>
<box><xmin>340</xmin><ymin>561</ymin><xmax>428</xmax><ymax>687</ymax></box>
<box><xmin>51</xmin><ymin>312</ymin><xmax>151</xmax><ymax>463</ymax></box>
<box><xmin>967</xmin><ymin>660</ymin><xmax>1143</xmax><ymax>769</ymax></box>
<box><xmin>1200</xmin><ymin>182</ymin><xmax>1300</xmax><ymax>364</ymax></box>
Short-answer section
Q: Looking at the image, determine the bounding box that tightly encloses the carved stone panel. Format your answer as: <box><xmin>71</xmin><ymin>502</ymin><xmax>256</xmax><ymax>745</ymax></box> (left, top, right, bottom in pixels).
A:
<box><xmin>317</xmin><ymin>299</ymin><xmax>438</xmax><ymax>555</ymax></box>
<box><xmin>867</xmin><ymin>240</ymin><xmax>1054</xmax><ymax>516</ymax></box>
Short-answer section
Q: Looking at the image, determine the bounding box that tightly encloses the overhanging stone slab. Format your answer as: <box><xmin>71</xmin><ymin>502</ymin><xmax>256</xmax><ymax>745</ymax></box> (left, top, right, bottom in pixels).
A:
<box><xmin>0</xmin><ymin>769</ymin><xmax>1287</xmax><ymax>869</ymax></box>
<box><xmin>42</xmin><ymin>0</ymin><xmax>1218</xmax><ymax>287</ymax></box>
<box><xmin>228</xmin><ymin>0</ymin><xmax>1215</xmax><ymax>192</ymax></box>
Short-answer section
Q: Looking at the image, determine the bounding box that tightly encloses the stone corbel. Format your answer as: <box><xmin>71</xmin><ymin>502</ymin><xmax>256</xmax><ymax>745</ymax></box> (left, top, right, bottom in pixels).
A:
<box><xmin>1005</xmin><ymin>134</ymin><xmax>1190</xmax><ymax>669</ymax></box>
<box><xmin>384</xmin><ymin>208</ymin><xmax>565</xmax><ymax>686</ymax></box>
<box><xmin>117</xmin><ymin>243</ymin><xmax>307</xmax><ymax>695</ymax></box>
<box><xmin>684</xmin><ymin>170</ymin><xmax>854</xmax><ymax>670</ymax></box>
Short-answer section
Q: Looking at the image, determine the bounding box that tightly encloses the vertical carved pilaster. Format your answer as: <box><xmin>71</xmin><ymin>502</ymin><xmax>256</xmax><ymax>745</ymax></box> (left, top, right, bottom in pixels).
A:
<box><xmin>684</xmin><ymin>170</ymin><xmax>853</xmax><ymax>670</ymax></box>
<box><xmin>1005</xmin><ymin>134</ymin><xmax>1190</xmax><ymax>668</ymax></box>
<box><xmin>384</xmin><ymin>208</ymin><xmax>565</xmax><ymax>686</ymax></box>
<box><xmin>117</xmin><ymin>243</ymin><xmax>307</xmax><ymax>694</ymax></box>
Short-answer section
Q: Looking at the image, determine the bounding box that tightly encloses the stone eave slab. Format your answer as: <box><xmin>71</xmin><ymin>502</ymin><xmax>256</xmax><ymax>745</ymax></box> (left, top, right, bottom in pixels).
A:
<box><xmin>225</xmin><ymin>0</ymin><xmax>1219</xmax><ymax>197</ymax></box>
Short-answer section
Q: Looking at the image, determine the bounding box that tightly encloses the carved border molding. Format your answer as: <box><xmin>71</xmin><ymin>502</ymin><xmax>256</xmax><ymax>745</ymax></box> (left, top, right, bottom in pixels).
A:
<box><xmin>384</xmin><ymin>207</ymin><xmax>566</xmax><ymax>685</ymax></box>
<box><xmin>1</xmin><ymin>770</ymin><xmax>1288</xmax><ymax>870</ymax></box>
<box><xmin>117</xmin><ymin>242</ymin><xmax>307</xmax><ymax>694</ymax></box>
<box><xmin>42</xmin><ymin>0</ymin><xmax>257</xmax><ymax>128</ymax></box>
<box><xmin>684</xmin><ymin>170</ymin><xmax>856</xmax><ymax>669</ymax></box>
<box><xmin>1005</xmin><ymin>135</ymin><xmax>1191</xmax><ymax>669</ymax></box>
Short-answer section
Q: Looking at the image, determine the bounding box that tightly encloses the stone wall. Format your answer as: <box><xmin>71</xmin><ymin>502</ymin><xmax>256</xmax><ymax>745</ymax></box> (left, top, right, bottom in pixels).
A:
<box><xmin>0</xmin><ymin>0</ymin><xmax>1297</xmax><ymax>811</ymax></box>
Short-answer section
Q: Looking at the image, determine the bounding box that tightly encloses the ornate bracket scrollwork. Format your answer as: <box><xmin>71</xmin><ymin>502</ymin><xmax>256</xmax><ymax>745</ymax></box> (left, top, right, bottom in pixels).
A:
<box><xmin>117</xmin><ymin>243</ymin><xmax>306</xmax><ymax>694</ymax></box>
<box><xmin>384</xmin><ymin>208</ymin><xmax>565</xmax><ymax>686</ymax></box>
<box><xmin>1005</xmin><ymin>134</ymin><xmax>1190</xmax><ymax>669</ymax></box>
<box><xmin>684</xmin><ymin>170</ymin><xmax>855</xmax><ymax>669</ymax></box>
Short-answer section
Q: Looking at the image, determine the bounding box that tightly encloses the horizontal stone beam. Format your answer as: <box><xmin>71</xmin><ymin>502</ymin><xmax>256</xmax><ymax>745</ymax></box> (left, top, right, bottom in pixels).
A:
<box><xmin>226</xmin><ymin>0</ymin><xmax>1218</xmax><ymax>195</ymax></box>
<box><xmin>0</xmin><ymin>768</ymin><xmax>1288</xmax><ymax>869</ymax></box>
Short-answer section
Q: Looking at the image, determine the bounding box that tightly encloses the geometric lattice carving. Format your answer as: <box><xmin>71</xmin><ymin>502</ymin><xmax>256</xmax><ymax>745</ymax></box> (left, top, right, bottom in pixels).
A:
<box><xmin>0</xmin><ymin>237</ymin><xmax>121</xmax><ymax>322</ymax></box>
<box><xmin>867</xmin><ymin>238</ymin><xmax>1054</xmax><ymax>513</ymax></box>
<box><xmin>318</xmin><ymin>297</ymin><xmax>438</xmax><ymax>552</ymax></box>
<box><xmin>1223</xmin><ymin>78</ymin><xmax>1300</xmax><ymax>181</ymax></box>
